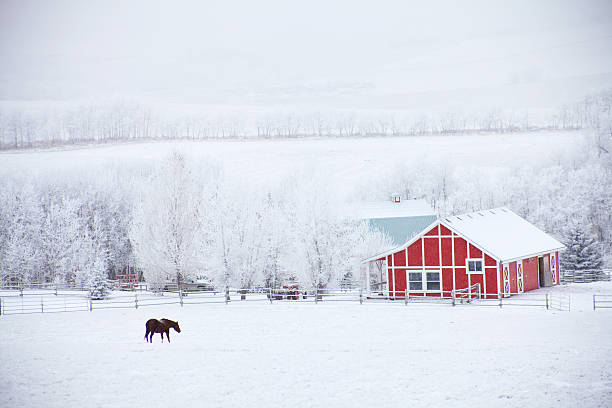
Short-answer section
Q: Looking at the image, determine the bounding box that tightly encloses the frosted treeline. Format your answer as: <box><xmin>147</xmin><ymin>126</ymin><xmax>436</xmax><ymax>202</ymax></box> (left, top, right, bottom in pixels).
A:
<box><xmin>1</xmin><ymin>88</ymin><xmax>610</xmax><ymax>150</ymax></box>
<box><xmin>0</xmin><ymin>154</ymin><xmax>390</xmax><ymax>290</ymax></box>
<box><xmin>1</xmin><ymin>131</ymin><xmax>610</xmax><ymax>290</ymax></box>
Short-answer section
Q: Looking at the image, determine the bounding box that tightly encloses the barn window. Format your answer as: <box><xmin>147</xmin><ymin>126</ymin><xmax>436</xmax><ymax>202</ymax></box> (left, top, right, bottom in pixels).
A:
<box><xmin>408</xmin><ymin>273</ymin><xmax>422</xmax><ymax>290</ymax></box>
<box><xmin>407</xmin><ymin>271</ymin><xmax>441</xmax><ymax>291</ymax></box>
<box><xmin>466</xmin><ymin>259</ymin><xmax>483</xmax><ymax>274</ymax></box>
<box><xmin>426</xmin><ymin>272</ymin><xmax>440</xmax><ymax>290</ymax></box>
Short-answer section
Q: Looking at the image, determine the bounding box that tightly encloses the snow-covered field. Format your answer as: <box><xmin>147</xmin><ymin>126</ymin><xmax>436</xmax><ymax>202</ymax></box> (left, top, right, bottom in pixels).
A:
<box><xmin>1</xmin><ymin>282</ymin><xmax>611</xmax><ymax>408</ymax></box>
<box><xmin>0</xmin><ymin>131</ymin><xmax>583</xmax><ymax>188</ymax></box>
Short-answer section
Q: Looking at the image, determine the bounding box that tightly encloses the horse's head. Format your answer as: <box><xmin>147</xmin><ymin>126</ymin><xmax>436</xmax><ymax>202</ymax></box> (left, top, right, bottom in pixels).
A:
<box><xmin>174</xmin><ymin>321</ymin><xmax>181</xmax><ymax>333</ymax></box>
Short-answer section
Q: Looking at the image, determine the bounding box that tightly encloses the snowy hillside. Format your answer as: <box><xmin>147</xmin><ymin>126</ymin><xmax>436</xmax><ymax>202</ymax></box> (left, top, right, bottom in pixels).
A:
<box><xmin>0</xmin><ymin>130</ymin><xmax>583</xmax><ymax>187</ymax></box>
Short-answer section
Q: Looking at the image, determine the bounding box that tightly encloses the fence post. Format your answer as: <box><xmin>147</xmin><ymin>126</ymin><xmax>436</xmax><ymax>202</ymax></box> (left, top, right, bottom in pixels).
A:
<box><xmin>498</xmin><ymin>294</ymin><xmax>502</xmax><ymax>308</ymax></box>
<box><xmin>225</xmin><ymin>287</ymin><xmax>230</xmax><ymax>304</ymax></box>
<box><xmin>359</xmin><ymin>288</ymin><xmax>363</xmax><ymax>305</ymax></box>
<box><xmin>179</xmin><ymin>289</ymin><xmax>183</xmax><ymax>307</ymax></box>
<box><xmin>268</xmin><ymin>288</ymin><xmax>273</xmax><ymax>304</ymax></box>
<box><xmin>451</xmin><ymin>290</ymin><xmax>455</xmax><ymax>307</ymax></box>
<box><xmin>55</xmin><ymin>286</ymin><xmax>58</xmax><ymax>296</ymax></box>
<box><xmin>545</xmin><ymin>293</ymin><xmax>549</xmax><ymax>310</ymax></box>
<box><xmin>404</xmin><ymin>290</ymin><xmax>408</xmax><ymax>306</ymax></box>
<box><xmin>593</xmin><ymin>294</ymin><xmax>596</xmax><ymax>311</ymax></box>
<box><xmin>0</xmin><ymin>297</ymin><xmax>3</xmax><ymax>315</ymax></box>
<box><xmin>89</xmin><ymin>297</ymin><xmax>92</xmax><ymax>312</ymax></box>
<box><xmin>41</xmin><ymin>297</ymin><xmax>44</xmax><ymax>313</ymax></box>
<box><xmin>315</xmin><ymin>288</ymin><xmax>318</xmax><ymax>304</ymax></box>
<box><xmin>134</xmin><ymin>292</ymin><xmax>138</xmax><ymax>309</ymax></box>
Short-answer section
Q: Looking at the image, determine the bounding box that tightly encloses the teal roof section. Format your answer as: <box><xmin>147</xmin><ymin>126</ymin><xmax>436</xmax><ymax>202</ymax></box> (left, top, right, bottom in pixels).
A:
<box><xmin>369</xmin><ymin>215</ymin><xmax>437</xmax><ymax>247</ymax></box>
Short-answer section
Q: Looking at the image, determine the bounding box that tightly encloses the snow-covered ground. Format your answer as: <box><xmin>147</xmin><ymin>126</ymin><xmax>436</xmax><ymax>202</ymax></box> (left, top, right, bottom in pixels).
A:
<box><xmin>0</xmin><ymin>131</ymin><xmax>583</xmax><ymax>188</ymax></box>
<box><xmin>1</xmin><ymin>282</ymin><xmax>611</xmax><ymax>408</ymax></box>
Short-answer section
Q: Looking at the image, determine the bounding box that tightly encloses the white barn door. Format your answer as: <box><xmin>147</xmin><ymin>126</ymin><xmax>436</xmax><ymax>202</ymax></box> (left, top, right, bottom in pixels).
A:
<box><xmin>550</xmin><ymin>253</ymin><xmax>557</xmax><ymax>284</ymax></box>
<box><xmin>517</xmin><ymin>261</ymin><xmax>524</xmax><ymax>293</ymax></box>
<box><xmin>502</xmin><ymin>263</ymin><xmax>511</xmax><ymax>297</ymax></box>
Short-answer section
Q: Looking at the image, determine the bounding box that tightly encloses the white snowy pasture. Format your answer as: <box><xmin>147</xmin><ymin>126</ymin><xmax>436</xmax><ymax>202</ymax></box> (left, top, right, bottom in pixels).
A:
<box><xmin>1</xmin><ymin>283</ymin><xmax>611</xmax><ymax>408</ymax></box>
<box><xmin>0</xmin><ymin>130</ymin><xmax>582</xmax><ymax>188</ymax></box>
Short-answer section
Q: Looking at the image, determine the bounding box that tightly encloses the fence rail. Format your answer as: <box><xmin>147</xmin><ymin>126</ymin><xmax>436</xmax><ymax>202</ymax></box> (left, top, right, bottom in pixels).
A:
<box><xmin>560</xmin><ymin>269</ymin><xmax>611</xmax><ymax>283</ymax></box>
<box><xmin>593</xmin><ymin>294</ymin><xmax>612</xmax><ymax>310</ymax></box>
<box><xmin>0</xmin><ymin>286</ymin><xmax>593</xmax><ymax>316</ymax></box>
<box><xmin>451</xmin><ymin>283</ymin><xmax>482</xmax><ymax>304</ymax></box>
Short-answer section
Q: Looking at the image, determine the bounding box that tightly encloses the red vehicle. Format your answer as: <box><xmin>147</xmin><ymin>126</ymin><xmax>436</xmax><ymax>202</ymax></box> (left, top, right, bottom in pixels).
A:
<box><xmin>281</xmin><ymin>284</ymin><xmax>300</xmax><ymax>300</ymax></box>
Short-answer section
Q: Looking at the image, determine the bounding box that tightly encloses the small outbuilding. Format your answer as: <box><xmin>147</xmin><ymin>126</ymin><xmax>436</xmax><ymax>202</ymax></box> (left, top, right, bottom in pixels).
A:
<box><xmin>363</xmin><ymin>207</ymin><xmax>565</xmax><ymax>299</ymax></box>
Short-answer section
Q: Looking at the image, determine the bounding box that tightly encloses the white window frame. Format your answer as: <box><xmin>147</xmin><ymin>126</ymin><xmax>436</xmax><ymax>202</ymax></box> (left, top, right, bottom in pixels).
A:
<box><xmin>406</xmin><ymin>270</ymin><xmax>442</xmax><ymax>292</ymax></box>
<box><xmin>466</xmin><ymin>258</ymin><xmax>484</xmax><ymax>274</ymax></box>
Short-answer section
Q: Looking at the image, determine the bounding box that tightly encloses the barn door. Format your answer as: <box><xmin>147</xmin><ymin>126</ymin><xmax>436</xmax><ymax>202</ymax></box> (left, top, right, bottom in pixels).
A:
<box><xmin>550</xmin><ymin>253</ymin><xmax>557</xmax><ymax>284</ymax></box>
<box><xmin>540</xmin><ymin>256</ymin><xmax>552</xmax><ymax>287</ymax></box>
<box><xmin>502</xmin><ymin>263</ymin><xmax>511</xmax><ymax>297</ymax></box>
<box><xmin>517</xmin><ymin>261</ymin><xmax>524</xmax><ymax>293</ymax></box>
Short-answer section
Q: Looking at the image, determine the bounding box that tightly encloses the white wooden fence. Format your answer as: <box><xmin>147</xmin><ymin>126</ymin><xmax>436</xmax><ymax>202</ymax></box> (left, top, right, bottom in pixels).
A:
<box><xmin>593</xmin><ymin>294</ymin><xmax>612</xmax><ymax>310</ymax></box>
<box><xmin>560</xmin><ymin>269</ymin><xmax>611</xmax><ymax>283</ymax></box>
<box><xmin>0</xmin><ymin>285</ymin><xmax>580</xmax><ymax>316</ymax></box>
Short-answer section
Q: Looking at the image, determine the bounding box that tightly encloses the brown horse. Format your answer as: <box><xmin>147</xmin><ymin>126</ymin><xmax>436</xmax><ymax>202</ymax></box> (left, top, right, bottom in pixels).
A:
<box><xmin>144</xmin><ymin>318</ymin><xmax>181</xmax><ymax>343</ymax></box>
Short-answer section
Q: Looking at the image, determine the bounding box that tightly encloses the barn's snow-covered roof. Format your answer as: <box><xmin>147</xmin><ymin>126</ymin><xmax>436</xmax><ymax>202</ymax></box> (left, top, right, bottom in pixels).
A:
<box><xmin>347</xmin><ymin>199</ymin><xmax>437</xmax><ymax>247</ymax></box>
<box><xmin>442</xmin><ymin>207</ymin><xmax>565</xmax><ymax>262</ymax></box>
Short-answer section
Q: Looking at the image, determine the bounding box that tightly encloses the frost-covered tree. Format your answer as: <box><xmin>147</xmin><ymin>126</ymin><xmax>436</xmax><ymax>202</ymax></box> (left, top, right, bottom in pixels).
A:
<box><xmin>260</xmin><ymin>193</ymin><xmax>289</xmax><ymax>289</ymax></box>
<box><xmin>230</xmin><ymin>199</ymin><xmax>268</xmax><ymax>298</ymax></box>
<box><xmin>130</xmin><ymin>152</ymin><xmax>205</xmax><ymax>290</ymax></box>
<box><xmin>208</xmin><ymin>183</ymin><xmax>268</xmax><ymax>295</ymax></box>
<box><xmin>0</xmin><ymin>181</ymin><xmax>42</xmax><ymax>287</ymax></box>
<box><xmin>88</xmin><ymin>257</ymin><xmax>110</xmax><ymax>299</ymax></box>
<box><xmin>283</xmin><ymin>181</ymin><xmax>361</xmax><ymax>291</ymax></box>
<box><xmin>560</xmin><ymin>224</ymin><xmax>603</xmax><ymax>271</ymax></box>
<box><xmin>38</xmin><ymin>194</ymin><xmax>81</xmax><ymax>284</ymax></box>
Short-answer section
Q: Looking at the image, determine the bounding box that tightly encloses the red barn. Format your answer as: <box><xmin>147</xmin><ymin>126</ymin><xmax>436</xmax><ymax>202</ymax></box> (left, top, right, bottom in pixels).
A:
<box><xmin>363</xmin><ymin>207</ymin><xmax>565</xmax><ymax>299</ymax></box>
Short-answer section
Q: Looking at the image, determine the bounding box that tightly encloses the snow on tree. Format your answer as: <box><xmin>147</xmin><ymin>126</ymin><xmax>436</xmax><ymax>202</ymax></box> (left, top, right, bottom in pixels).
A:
<box><xmin>207</xmin><ymin>182</ymin><xmax>269</xmax><ymax>296</ymax></box>
<box><xmin>227</xmin><ymin>198</ymin><xmax>267</xmax><ymax>299</ymax></box>
<box><xmin>283</xmin><ymin>180</ymin><xmax>362</xmax><ymax>291</ymax></box>
<box><xmin>73</xmin><ymin>210</ymin><xmax>109</xmax><ymax>288</ymax></box>
<box><xmin>260</xmin><ymin>193</ymin><xmax>289</xmax><ymax>290</ymax></box>
<box><xmin>0</xmin><ymin>181</ymin><xmax>42</xmax><ymax>287</ymax></box>
<box><xmin>560</xmin><ymin>223</ymin><xmax>603</xmax><ymax>272</ymax></box>
<box><xmin>88</xmin><ymin>257</ymin><xmax>109</xmax><ymax>299</ymax></box>
<box><xmin>74</xmin><ymin>176</ymin><xmax>134</xmax><ymax>278</ymax></box>
<box><xmin>130</xmin><ymin>152</ymin><xmax>206</xmax><ymax>291</ymax></box>
<box><xmin>38</xmin><ymin>193</ymin><xmax>81</xmax><ymax>284</ymax></box>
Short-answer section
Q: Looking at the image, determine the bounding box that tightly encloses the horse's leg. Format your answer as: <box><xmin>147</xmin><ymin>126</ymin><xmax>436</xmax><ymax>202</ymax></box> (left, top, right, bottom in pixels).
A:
<box><xmin>160</xmin><ymin>332</ymin><xmax>164</xmax><ymax>343</ymax></box>
<box><xmin>166</xmin><ymin>330</ymin><xmax>171</xmax><ymax>343</ymax></box>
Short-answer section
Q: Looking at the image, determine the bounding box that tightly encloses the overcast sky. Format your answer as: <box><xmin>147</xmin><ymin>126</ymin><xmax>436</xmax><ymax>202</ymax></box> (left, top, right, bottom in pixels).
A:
<box><xmin>1</xmin><ymin>0</ymin><xmax>611</xmax><ymax>111</ymax></box>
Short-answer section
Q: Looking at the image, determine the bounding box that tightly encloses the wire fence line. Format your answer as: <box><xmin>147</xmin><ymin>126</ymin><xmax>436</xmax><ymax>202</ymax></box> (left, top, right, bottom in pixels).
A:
<box><xmin>0</xmin><ymin>285</ymin><xmax>584</xmax><ymax>316</ymax></box>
